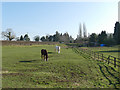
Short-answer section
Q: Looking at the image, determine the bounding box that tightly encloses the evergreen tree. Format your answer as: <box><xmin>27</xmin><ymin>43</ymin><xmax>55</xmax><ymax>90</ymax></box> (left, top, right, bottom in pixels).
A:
<box><xmin>89</xmin><ymin>33</ymin><xmax>98</xmax><ymax>42</ymax></box>
<box><xmin>98</xmin><ymin>31</ymin><xmax>107</xmax><ymax>44</ymax></box>
<box><xmin>89</xmin><ymin>33</ymin><xmax>98</xmax><ymax>46</ymax></box>
<box><xmin>54</xmin><ymin>31</ymin><xmax>60</xmax><ymax>42</ymax></box>
<box><xmin>20</xmin><ymin>35</ymin><xmax>24</xmax><ymax>41</ymax></box>
<box><xmin>113</xmin><ymin>22</ymin><xmax>120</xmax><ymax>44</ymax></box>
<box><xmin>78</xmin><ymin>23</ymin><xmax>82</xmax><ymax>39</ymax></box>
<box><xmin>24</xmin><ymin>34</ymin><xmax>30</xmax><ymax>41</ymax></box>
<box><xmin>40</xmin><ymin>36</ymin><xmax>46</xmax><ymax>41</ymax></box>
<box><xmin>46</xmin><ymin>35</ymin><xmax>49</xmax><ymax>41</ymax></box>
<box><xmin>48</xmin><ymin>35</ymin><xmax>53</xmax><ymax>41</ymax></box>
<box><xmin>104</xmin><ymin>33</ymin><xmax>116</xmax><ymax>46</ymax></box>
<box><xmin>69</xmin><ymin>36</ymin><xmax>74</xmax><ymax>43</ymax></box>
<box><xmin>83</xmin><ymin>23</ymin><xmax>87</xmax><ymax>38</ymax></box>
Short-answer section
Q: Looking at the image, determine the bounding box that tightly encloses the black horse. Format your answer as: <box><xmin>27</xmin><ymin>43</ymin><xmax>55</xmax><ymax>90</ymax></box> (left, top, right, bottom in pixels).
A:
<box><xmin>41</xmin><ymin>49</ymin><xmax>48</xmax><ymax>61</ymax></box>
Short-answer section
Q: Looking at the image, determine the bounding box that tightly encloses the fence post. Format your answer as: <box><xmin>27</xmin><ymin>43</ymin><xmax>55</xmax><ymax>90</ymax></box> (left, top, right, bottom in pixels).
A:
<box><xmin>114</xmin><ymin>57</ymin><xmax>116</xmax><ymax>68</ymax></box>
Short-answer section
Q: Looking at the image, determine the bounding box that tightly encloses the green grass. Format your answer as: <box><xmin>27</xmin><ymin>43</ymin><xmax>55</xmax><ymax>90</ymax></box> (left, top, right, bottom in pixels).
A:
<box><xmin>2</xmin><ymin>45</ymin><xmax>120</xmax><ymax>88</ymax></box>
<box><xmin>83</xmin><ymin>46</ymin><xmax>119</xmax><ymax>58</ymax></box>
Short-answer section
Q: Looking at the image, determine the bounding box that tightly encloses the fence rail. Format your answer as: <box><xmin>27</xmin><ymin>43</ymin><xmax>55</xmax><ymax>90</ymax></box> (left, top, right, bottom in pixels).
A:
<box><xmin>73</xmin><ymin>47</ymin><xmax>120</xmax><ymax>68</ymax></box>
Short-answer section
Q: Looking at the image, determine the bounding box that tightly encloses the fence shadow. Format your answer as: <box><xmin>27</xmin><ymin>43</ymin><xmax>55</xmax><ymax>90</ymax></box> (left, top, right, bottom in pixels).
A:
<box><xmin>72</xmin><ymin>48</ymin><xmax>91</xmax><ymax>60</ymax></box>
<box><xmin>72</xmin><ymin>47</ymin><xmax>120</xmax><ymax>88</ymax></box>
<box><xmin>99</xmin><ymin>50</ymin><xmax>120</xmax><ymax>53</ymax></box>
<box><xmin>104</xmin><ymin>65</ymin><xmax>120</xmax><ymax>82</ymax></box>
<box><xmin>97</xmin><ymin>63</ymin><xmax>120</xmax><ymax>88</ymax></box>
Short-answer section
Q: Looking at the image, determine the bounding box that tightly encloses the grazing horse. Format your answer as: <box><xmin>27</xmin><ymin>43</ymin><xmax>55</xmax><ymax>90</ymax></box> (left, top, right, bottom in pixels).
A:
<box><xmin>41</xmin><ymin>49</ymin><xmax>48</xmax><ymax>61</ymax></box>
<box><xmin>55</xmin><ymin>45</ymin><xmax>60</xmax><ymax>53</ymax></box>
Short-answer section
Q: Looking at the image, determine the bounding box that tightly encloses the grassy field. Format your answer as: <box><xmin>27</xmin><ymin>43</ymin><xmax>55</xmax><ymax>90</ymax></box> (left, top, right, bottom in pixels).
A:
<box><xmin>82</xmin><ymin>46</ymin><xmax>120</xmax><ymax>58</ymax></box>
<box><xmin>2</xmin><ymin>45</ymin><xmax>120</xmax><ymax>88</ymax></box>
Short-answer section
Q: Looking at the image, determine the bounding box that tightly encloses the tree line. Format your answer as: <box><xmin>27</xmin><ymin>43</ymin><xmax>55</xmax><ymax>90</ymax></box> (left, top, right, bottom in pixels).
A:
<box><xmin>39</xmin><ymin>31</ymin><xmax>74</xmax><ymax>43</ymax></box>
<box><xmin>88</xmin><ymin>22</ymin><xmax>120</xmax><ymax>46</ymax></box>
<box><xmin>1</xmin><ymin>21</ymin><xmax>120</xmax><ymax>46</ymax></box>
<box><xmin>1</xmin><ymin>28</ymin><xmax>30</xmax><ymax>41</ymax></box>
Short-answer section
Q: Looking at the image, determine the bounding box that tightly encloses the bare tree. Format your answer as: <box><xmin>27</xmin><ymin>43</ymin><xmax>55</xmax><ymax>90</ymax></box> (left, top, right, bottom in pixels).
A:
<box><xmin>2</xmin><ymin>28</ymin><xmax>16</xmax><ymax>41</ymax></box>
<box><xmin>59</xmin><ymin>32</ymin><xmax>70</xmax><ymax>43</ymax></box>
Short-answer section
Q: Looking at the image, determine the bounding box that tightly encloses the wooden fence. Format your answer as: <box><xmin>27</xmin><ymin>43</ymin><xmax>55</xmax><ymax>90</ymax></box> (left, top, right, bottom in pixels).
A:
<box><xmin>73</xmin><ymin>47</ymin><xmax>120</xmax><ymax>68</ymax></box>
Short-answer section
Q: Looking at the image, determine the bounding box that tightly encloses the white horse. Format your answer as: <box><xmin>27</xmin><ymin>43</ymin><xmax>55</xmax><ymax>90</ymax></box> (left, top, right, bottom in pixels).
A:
<box><xmin>55</xmin><ymin>45</ymin><xmax>60</xmax><ymax>53</ymax></box>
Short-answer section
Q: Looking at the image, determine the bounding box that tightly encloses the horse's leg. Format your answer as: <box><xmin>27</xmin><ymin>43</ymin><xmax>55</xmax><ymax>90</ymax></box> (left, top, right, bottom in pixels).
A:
<box><xmin>41</xmin><ymin>54</ymin><xmax>43</xmax><ymax>60</ymax></box>
<box><xmin>46</xmin><ymin>55</ymin><xmax>48</xmax><ymax>61</ymax></box>
<box><xmin>44</xmin><ymin>55</ymin><xmax>45</xmax><ymax>61</ymax></box>
<box><xmin>58</xmin><ymin>50</ymin><xmax>60</xmax><ymax>53</ymax></box>
<box><xmin>58</xmin><ymin>47</ymin><xmax>59</xmax><ymax>53</ymax></box>
<box><xmin>59</xmin><ymin>48</ymin><xmax>60</xmax><ymax>53</ymax></box>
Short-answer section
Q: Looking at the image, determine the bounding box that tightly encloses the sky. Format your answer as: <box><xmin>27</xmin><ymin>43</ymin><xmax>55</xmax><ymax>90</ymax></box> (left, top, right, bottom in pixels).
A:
<box><xmin>2</xmin><ymin>1</ymin><xmax>119</xmax><ymax>41</ymax></box>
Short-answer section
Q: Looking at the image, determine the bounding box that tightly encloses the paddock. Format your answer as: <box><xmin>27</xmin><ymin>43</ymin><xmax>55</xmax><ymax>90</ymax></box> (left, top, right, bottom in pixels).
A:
<box><xmin>2</xmin><ymin>44</ymin><xmax>120</xmax><ymax>88</ymax></box>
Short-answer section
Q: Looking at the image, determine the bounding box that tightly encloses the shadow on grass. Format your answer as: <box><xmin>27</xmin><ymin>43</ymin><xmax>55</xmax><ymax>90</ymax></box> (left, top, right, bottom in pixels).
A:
<box><xmin>48</xmin><ymin>52</ymin><xmax>55</xmax><ymax>54</ymax></box>
<box><xmin>99</xmin><ymin>50</ymin><xmax>120</xmax><ymax>53</ymax></box>
<box><xmin>104</xmin><ymin>65</ymin><xmax>120</xmax><ymax>83</ymax></box>
<box><xmin>19</xmin><ymin>60</ymin><xmax>37</xmax><ymax>62</ymax></box>
<box><xmin>72</xmin><ymin>47</ymin><xmax>120</xmax><ymax>88</ymax></box>
<box><xmin>97</xmin><ymin>63</ymin><xmax>120</xmax><ymax>88</ymax></box>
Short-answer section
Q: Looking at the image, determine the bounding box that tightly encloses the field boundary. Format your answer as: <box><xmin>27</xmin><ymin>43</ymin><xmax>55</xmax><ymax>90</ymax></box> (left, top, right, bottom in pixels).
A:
<box><xmin>73</xmin><ymin>47</ymin><xmax>120</xmax><ymax>69</ymax></box>
<box><xmin>1</xmin><ymin>41</ymin><xmax>59</xmax><ymax>46</ymax></box>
